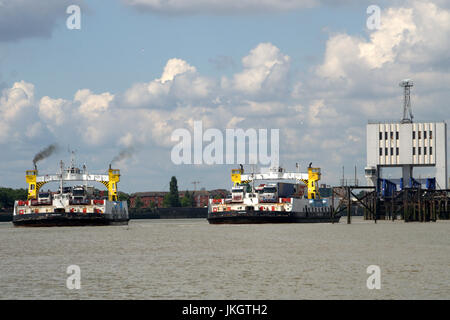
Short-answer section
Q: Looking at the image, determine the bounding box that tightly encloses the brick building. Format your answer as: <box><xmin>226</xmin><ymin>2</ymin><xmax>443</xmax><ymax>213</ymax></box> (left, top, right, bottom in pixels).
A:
<box><xmin>130</xmin><ymin>189</ymin><xmax>229</xmax><ymax>208</ymax></box>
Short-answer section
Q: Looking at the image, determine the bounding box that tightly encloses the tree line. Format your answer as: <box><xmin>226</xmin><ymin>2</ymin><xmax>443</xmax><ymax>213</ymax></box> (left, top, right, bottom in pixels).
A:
<box><xmin>0</xmin><ymin>187</ymin><xmax>27</xmax><ymax>210</ymax></box>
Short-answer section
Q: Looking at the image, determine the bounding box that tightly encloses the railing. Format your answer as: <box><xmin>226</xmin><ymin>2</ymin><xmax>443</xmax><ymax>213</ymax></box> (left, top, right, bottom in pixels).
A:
<box><xmin>368</xmin><ymin>120</ymin><xmax>446</xmax><ymax>124</ymax></box>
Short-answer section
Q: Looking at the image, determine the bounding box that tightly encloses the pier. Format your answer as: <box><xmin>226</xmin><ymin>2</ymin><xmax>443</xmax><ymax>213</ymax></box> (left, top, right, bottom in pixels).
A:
<box><xmin>332</xmin><ymin>185</ymin><xmax>450</xmax><ymax>223</ymax></box>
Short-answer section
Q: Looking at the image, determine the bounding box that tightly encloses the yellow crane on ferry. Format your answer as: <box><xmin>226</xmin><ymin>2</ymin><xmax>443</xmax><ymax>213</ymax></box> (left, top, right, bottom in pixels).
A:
<box><xmin>231</xmin><ymin>163</ymin><xmax>321</xmax><ymax>199</ymax></box>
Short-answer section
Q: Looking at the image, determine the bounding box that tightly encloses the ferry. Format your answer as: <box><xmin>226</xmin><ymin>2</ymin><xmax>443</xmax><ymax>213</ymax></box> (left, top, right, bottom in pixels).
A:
<box><xmin>13</xmin><ymin>157</ymin><xmax>129</xmax><ymax>227</ymax></box>
<box><xmin>207</xmin><ymin>165</ymin><xmax>341</xmax><ymax>224</ymax></box>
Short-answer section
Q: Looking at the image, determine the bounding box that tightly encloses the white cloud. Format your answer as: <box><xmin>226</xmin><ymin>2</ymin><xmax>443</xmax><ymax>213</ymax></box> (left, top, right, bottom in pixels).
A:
<box><xmin>231</xmin><ymin>42</ymin><xmax>290</xmax><ymax>96</ymax></box>
<box><xmin>160</xmin><ymin>58</ymin><xmax>196</xmax><ymax>83</ymax></box>
<box><xmin>123</xmin><ymin>58</ymin><xmax>213</xmax><ymax>108</ymax></box>
<box><xmin>39</xmin><ymin>96</ymin><xmax>68</xmax><ymax>127</ymax></box>
<box><xmin>0</xmin><ymin>80</ymin><xmax>34</xmax><ymax>119</ymax></box>
<box><xmin>0</xmin><ymin>80</ymin><xmax>35</xmax><ymax>142</ymax></box>
<box><xmin>309</xmin><ymin>0</ymin><xmax>450</xmax><ymax>127</ymax></box>
<box><xmin>75</xmin><ymin>89</ymin><xmax>114</xmax><ymax>118</ymax></box>
<box><xmin>318</xmin><ymin>1</ymin><xmax>450</xmax><ymax>80</ymax></box>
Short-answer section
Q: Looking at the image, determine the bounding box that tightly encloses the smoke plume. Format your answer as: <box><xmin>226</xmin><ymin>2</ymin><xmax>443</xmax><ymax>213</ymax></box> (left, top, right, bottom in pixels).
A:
<box><xmin>111</xmin><ymin>146</ymin><xmax>135</xmax><ymax>165</ymax></box>
<box><xmin>33</xmin><ymin>144</ymin><xmax>59</xmax><ymax>167</ymax></box>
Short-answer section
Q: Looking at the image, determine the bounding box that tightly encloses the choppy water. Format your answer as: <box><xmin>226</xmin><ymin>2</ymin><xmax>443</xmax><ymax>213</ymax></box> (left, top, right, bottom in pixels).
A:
<box><xmin>0</xmin><ymin>217</ymin><xmax>448</xmax><ymax>299</ymax></box>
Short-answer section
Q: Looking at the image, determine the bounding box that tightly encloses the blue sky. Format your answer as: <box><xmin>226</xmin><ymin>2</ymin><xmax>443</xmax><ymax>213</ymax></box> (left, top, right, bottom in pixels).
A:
<box><xmin>0</xmin><ymin>0</ymin><xmax>449</xmax><ymax>193</ymax></box>
<box><xmin>3</xmin><ymin>1</ymin><xmax>367</xmax><ymax>98</ymax></box>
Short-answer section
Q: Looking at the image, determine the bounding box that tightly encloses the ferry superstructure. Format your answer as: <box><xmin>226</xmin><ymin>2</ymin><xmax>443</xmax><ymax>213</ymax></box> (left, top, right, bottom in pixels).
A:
<box><xmin>207</xmin><ymin>165</ymin><xmax>340</xmax><ymax>224</ymax></box>
<box><xmin>13</xmin><ymin>157</ymin><xmax>129</xmax><ymax>227</ymax></box>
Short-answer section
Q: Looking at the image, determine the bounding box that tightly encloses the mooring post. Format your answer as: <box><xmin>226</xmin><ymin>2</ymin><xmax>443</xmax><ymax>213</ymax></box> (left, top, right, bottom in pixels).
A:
<box><xmin>392</xmin><ymin>193</ymin><xmax>396</xmax><ymax>221</ymax></box>
<box><xmin>331</xmin><ymin>188</ymin><xmax>335</xmax><ymax>224</ymax></box>
<box><xmin>374</xmin><ymin>196</ymin><xmax>377</xmax><ymax>224</ymax></box>
<box><xmin>432</xmin><ymin>200</ymin><xmax>436</xmax><ymax>222</ymax></box>
<box><xmin>417</xmin><ymin>188</ymin><xmax>421</xmax><ymax>222</ymax></box>
<box><xmin>444</xmin><ymin>198</ymin><xmax>447</xmax><ymax>219</ymax></box>
<box><xmin>347</xmin><ymin>187</ymin><xmax>351</xmax><ymax>224</ymax></box>
<box><xmin>402</xmin><ymin>190</ymin><xmax>407</xmax><ymax>221</ymax></box>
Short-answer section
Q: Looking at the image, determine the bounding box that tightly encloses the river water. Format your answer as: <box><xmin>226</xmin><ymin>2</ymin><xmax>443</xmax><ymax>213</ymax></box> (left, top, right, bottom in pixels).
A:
<box><xmin>0</xmin><ymin>217</ymin><xmax>448</xmax><ymax>299</ymax></box>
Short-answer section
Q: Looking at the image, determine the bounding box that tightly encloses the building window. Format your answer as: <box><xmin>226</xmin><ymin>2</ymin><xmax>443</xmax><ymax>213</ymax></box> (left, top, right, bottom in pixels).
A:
<box><xmin>390</xmin><ymin>132</ymin><xmax>393</xmax><ymax>139</ymax></box>
<box><xmin>424</xmin><ymin>147</ymin><xmax>427</xmax><ymax>155</ymax></box>
<box><xmin>430</xmin><ymin>131</ymin><xmax>432</xmax><ymax>139</ymax></box>
<box><xmin>413</xmin><ymin>131</ymin><xmax>416</xmax><ymax>139</ymax></box>
<box><xmin>396</xmin><ymin>147</ymin><xmax>399</xmax><ymax>156</ymax></box>
<box><xmin>396</xmin><ymin>131</ymin><xmax>399</xmax><ymax>140</ymax></box>
<box><xmin>390</xmin><ymin>147</ymin><xmax>393</xmax><ymax>155</ymax></box>
<box><xmin>418</xmin><ymin>131</ymin><xmax>421</xmax><ymax>139</ymax></box>
<box><xmin>379</xmin><ymin>132</ymin><xmax>383</xmax><ymax>140</ymax></box>
<box><xmin>424</xmin><ymin>131</ymin><xmax>427</xmax><ymax>139</ymax></box>
<box><xmin>418</xmin><ymin>147</ymin><xmax>421</xmax><ymax>155</ymax></box>
<box><xmin>385</xmin><ymin>132</ymin><xmax>388</xmax><ymax>140</ymax></box>
<box><xmin>385</xmin><ymin>148</ymin><xmax>388</xmax><ymax>155</ymax></box>
<box><xmin>379</xmin><ymin>148</ymin><xmax>382</xmax><ymax>156</ymax></box>
<box><xmin>430</xmin><ymin>147</ymin><xmax>433</xmax><ymax>155</ymax></box>
<box><xmin>413</xmin><ymin>147</ymin><xmax>415</xmax><ymax>155</ymax></box>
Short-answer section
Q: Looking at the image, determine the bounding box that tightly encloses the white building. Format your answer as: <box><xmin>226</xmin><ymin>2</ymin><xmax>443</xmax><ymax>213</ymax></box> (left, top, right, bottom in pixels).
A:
<box><xmin>365</xmin><ymin>121</ymin><xmax>447</xmax><ymax>189</ymax></box>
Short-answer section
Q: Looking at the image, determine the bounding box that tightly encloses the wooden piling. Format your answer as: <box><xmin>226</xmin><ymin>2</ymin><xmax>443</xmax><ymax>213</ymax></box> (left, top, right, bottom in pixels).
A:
<box><xmin>347</xmin><ymin>187</ymin><xmax>351</xmax><ymax>224</ymax></box>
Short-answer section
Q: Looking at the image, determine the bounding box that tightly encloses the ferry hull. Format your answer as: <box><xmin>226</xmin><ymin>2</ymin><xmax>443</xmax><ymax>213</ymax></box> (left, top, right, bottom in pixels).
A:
<box><xmin>13</xmin><ymin>212</ymin><xmax>129</xmax><ymax>227</ymax></box>
<box><xmin>207</xmin><ymin>211</ymin><xmax>341</xmax><ymax>224</ymax></box>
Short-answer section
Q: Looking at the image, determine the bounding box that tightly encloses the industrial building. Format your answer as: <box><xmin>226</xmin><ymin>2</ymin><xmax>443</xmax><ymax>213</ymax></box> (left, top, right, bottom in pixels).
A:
<box><xmin>365</xmin><ymin>79</ymin><xmax>448</xmax><ymax>190</ymax></box>
<box><xmin>328</xmin><ymin>79</ymin><xmax>450</xmax><ymax>223</ymax></box>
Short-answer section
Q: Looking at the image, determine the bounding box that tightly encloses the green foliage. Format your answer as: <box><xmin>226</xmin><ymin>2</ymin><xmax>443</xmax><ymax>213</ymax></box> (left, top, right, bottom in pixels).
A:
<box><xmin>118</xmin><ymin>192</ymin><xmax>130</xmax><ymax>207</ymax></box>
<box><xmin>134</xmin><ymin>195</ymin><xmax>144</xmax><ymax>209</ymax></box>
<box><xmin>163</xmin><ymin>176</ymin><xmax>181</xmax><ymax>207</ymax></box>
<box><xmin>0</xmin><ymin>187</ymin><xmax>28</xmax><ymax>209</ymax></box>
<box><xmin>181</xmin><ymin>190</ymin><xmax>195</xmax><ymax>207</ymax></box>
<box><xmin>162</xmin><ymin>193</ymin><xmax>171</xmax><ymax>208</ymax></box>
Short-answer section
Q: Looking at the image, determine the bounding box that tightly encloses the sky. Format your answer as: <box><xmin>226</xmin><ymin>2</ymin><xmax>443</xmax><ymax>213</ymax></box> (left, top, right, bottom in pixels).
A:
<box><xmin>0</xmin><ymin>0</ymin><xmax>449</xmax><ymax>193</ymax></box>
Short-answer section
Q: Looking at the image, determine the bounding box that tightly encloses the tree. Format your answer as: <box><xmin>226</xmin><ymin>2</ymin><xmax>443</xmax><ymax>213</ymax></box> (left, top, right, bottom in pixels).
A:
<box><xmin>0</xmin><ymin>187</ymin><xmax>27</xmax><ymax>210</ymax></box>
<box><xmin>134</xmin><ymin>195</ymin><xmax>144</xmax><ymax>209</ymax></box>
<box><xmin>163</xmin><ymin>176</ymin><xmax>181</xmax><ymax>207</ymax></box>
<box><xmin>162</xmin><ymin>193</ymin><xmax>171</xmax><ymax>208</ymax></box>
<box><xmin>181</xmin><ymin>190</ymin><xmax>195</xmax><ymax>207</ymax></box>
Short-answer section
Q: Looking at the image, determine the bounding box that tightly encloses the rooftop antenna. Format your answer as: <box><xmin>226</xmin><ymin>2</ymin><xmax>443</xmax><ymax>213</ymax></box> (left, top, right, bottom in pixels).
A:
<box><xmin>70</xmin><ymin>150</ymin><xmax>76</xmax><ymax>168</ymax></box>
<box><xmin>67</xmin><ymin>145</ymin><xmax>77</xmax><ymax>168</ymax></box>
<box><xmin>399</xmin><ymin>79</ymin><xmax>414</xmax><ymax>123</ymax></box>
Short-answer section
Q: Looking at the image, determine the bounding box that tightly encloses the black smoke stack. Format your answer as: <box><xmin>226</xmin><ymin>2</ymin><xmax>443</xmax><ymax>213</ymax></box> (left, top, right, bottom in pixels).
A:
<box><xmin>33</xmin><ymin>144</ymin><xmax>59</xmax><ymax>168</ymax></box>
<box><xmin>111</xmin><ymin>146</ymin><xmax>135</xmax><ymax>165</ymax></box>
